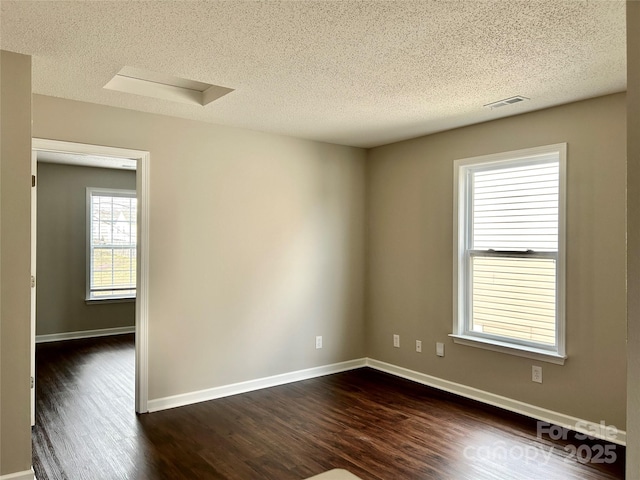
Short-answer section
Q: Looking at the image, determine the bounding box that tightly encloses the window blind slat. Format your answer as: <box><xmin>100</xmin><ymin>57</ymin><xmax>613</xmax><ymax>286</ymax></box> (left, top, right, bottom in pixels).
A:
<box><xmin>472</xmin><ymin>163</ymin><xmax>559</xmax><ymax>252</ymax></box>
<box><xmin>474</xmin><ymin>202</ymin><xmax>558</xmax><ymax>212</ymax></box>
<box><xmin>471</xmin><ymin>255</ymin><xmax>556</xmax><ymax>345</ymax></box>
<box><xmin>472</xmin><ymin>282</ymin><xmax>556</xmax><ymax>297</ymax></box>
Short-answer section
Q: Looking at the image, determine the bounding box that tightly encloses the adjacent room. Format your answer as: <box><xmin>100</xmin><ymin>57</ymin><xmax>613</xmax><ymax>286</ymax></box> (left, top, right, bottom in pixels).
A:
<box><xmin>1</xmin><ymin>1</ymin><xmax>639</xmax><ymax>479</ymax></box>
<box><xmin>35</xmin><ymin>153</ymin><xmax>137</xmax><ymax>343</ymax></box>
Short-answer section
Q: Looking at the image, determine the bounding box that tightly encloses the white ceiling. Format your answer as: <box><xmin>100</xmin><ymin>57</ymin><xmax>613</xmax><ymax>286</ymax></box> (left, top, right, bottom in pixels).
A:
<box><xmin>0</xmin><ymin>1</ymin><xmax>627</xmax><ymax>148</ymax></box>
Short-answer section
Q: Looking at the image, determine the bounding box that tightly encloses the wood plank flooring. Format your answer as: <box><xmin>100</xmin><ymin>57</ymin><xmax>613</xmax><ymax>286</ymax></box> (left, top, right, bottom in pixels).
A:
<box><xmin>33</xmin><ymin>335</ymin><xmax>625</xmax><ymax>480</ymax></box>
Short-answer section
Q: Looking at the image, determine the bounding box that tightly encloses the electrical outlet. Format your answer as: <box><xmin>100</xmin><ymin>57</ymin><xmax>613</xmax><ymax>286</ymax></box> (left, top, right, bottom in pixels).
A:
<box><xmin>393</xmin><ymin>334</ymin><xmax>400</xmax><ymax>348</ymax></box>
<box><xmin>416</xmin><ymin>340</ymin><xmax>422</xmax><ymax>353</ymax></box>
<box><xmin>532</xmin><ymin>365</ymin><xmax>542</xmax><ymax>383</ymax></box>
<box><xmin>436</xmin><ymin>342</ymin><xmax>445</xmax><ymax>357</ymax></box>
<box><xmin>316</xmin><ymin>336</ymin><xmax>322</xmax><ymax>349</ymax></box>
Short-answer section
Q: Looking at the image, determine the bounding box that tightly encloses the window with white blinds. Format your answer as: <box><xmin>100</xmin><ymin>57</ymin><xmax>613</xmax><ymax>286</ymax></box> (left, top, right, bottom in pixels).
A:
<box><xmin>86</xmin><ymin>188</ymin><xmax>137</xmax><ymax>300</ymax></box>
<box><xmin>453</xmin><ymin>144</ymin><xmax>566</xmax><ymax>362</ymax></box>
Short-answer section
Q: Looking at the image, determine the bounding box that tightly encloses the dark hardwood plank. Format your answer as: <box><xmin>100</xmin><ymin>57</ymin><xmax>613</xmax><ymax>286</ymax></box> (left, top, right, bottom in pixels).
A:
<box><xmin>33</xmin><ymin>335</ymin><xmax>624</xmax><ymax>479</ymax></box>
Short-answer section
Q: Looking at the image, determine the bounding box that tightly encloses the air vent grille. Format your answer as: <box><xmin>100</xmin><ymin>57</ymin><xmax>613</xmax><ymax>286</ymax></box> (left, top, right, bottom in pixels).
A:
<box><xmin>484</xmin><ymin>96</ymin><xmax>530</xmax><ymax>109</ymax></box>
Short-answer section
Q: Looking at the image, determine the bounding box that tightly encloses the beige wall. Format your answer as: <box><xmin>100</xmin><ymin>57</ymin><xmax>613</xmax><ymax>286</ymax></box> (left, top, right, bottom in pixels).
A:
<box><xmin>33</xmin><ymin>95</ymin><xmax>367</xmax><ymax>400</ymax></box>
<box><xmin>627</xmin><ymin>0</ymin><xmax>640</xmax><ymax>475</ymax></box>
<box><xmin>36</xmin><ymin>163</ymin><xmax>136</xmax><ymax>336</ymax></box>
<box><xmin>367</xmin><ymin>93</ymin><xmax>627</xmax><ymax>427</ymax></box>
<box><xmin>0</xmin><ymin>51</ymin><xmax>32</xmax><ymax>475</ymax></box>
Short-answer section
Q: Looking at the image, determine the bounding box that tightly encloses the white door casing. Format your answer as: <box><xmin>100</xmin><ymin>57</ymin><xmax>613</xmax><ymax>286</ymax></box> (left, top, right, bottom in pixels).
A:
<box><xmin>30</xmin><ymin>149</ymin><xmax>37</xmax><ymax>426</ymax></box>
<box><xmin>31</xmin><ymin>138</ymin><xmax>150</xmax><ymax>414</ymax></box>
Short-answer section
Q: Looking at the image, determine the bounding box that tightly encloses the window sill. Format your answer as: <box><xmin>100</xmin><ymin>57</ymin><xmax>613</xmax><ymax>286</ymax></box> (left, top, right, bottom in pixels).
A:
<box><xmin>85</xmin><ymin>297</ymin><xmax>136</xmax><ymax>305</ymax></box>
<box><xmin>448</xmin><ymin>334</ymin><xmax>566</xmax><ymax>365</ymax></box>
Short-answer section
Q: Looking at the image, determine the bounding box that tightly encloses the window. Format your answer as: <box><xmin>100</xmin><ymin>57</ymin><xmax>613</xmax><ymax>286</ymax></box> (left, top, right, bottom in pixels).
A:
<box><xmin>87</xmin><ymin>188</ymin><xmax>137</xmax><ymax>301</ymax></box>
<box><xmin>452</xmin><ymin>144</ymin><xmax>566</xmax><ymax>364</ymax></box>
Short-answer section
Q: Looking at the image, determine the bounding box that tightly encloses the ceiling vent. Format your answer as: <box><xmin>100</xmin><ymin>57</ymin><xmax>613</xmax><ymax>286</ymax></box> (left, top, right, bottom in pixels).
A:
<box><xmin>104</xmin><ymin>66</ymin><xmax>234</xmax><ymax>106</ymax></box>
<box><xmin>484</xmin><ymin>96</ymin><xmax>529</xmax><ymax>109</ymax></box>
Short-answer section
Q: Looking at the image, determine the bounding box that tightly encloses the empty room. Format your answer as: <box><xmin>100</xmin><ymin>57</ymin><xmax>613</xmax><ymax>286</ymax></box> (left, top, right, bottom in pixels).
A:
<box><xmin>1</xmin><ymin>1</ymin><xmax>640</xmax><ymax>479</ymax></box>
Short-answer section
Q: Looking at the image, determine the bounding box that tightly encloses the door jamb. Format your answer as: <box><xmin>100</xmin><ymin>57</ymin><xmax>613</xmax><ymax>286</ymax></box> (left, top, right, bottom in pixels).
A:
<box><xmin>30</xmin><ymin>149</ymin><xmax>37</xmax><ymax>426</ymax></box>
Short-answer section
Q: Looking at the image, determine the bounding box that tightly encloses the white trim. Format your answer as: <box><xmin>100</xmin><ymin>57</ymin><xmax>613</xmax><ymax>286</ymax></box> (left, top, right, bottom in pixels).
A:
<box><xmin>452</xmin><ymin>143</ymin><xmax>567</xmax><ymax>359</ymax></box>
<box><xmin>147</xmin><ymin>358</ymin><xmax>367</xmax><ymax>413</ymax></box>
<box><xmin>366</xmin><ymin>358</ymin><xmax>626</xmax><ymax>446</ymax></box>
<box><xmin>35</xmin><ymin>326</ymin><xmax>135</xmax><ymax>343</ymax></box>
<box><xmin>32</xmin><ymin>138</ymin><xmax>150</xmax><ymax>414</ymax></box>
<box><xmin>557</xmin><ymin>143</ymin><xmax>567</xmax><ymax>357</ymax></box>
<box><xmin>30</xmin><ymin>149</ymin><xmax>37</xmax><ymax>426</ymax></box>
<box><xmin>449</xmin><ymin>334</ymin><xmax>566</xmax><ymax>365</ymax></box>
<box><xmin>452</xmin><ymin>143</ymin><xmax>568</xmax><ymax>169</ymax></box>
<box><xmin>0</xmin><ymin>468</ymin><xmax>36</xmax><ymax>480</ymax></box>
<box><xmin>135</xmin><ymin>150</ymin><xmax>150</xmax><ymax>414</ymax></box>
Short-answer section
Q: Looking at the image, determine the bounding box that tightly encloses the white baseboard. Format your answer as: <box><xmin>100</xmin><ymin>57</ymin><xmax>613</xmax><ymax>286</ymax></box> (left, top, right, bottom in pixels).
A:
<box><xmin>366</xmin><ymin>358</ymin><xmax>627</xmax><ymax>446</ymax></box>
<box><xmin>35</xmin><ymin>326</ymin><xmax>135</xmax><ymax>343</ymax></box>
<box><xmin>148</xmin><ymin>358</ymin><xmax>367</xmax><ymax>412</ymax></box>
<box><xmin>0</xmin><ymin>468</ymin><xmax>35</xmax><ymax>480</ymax></box>
<box><xmin>146</xmin><ymin>355</ymin><xmax>625</xmax><ymax>446</ymax></box>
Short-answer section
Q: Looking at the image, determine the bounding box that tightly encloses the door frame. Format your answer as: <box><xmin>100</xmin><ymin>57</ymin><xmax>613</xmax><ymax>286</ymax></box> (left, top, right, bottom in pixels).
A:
<box><xmin>32</xmin><ymin>138</ymin><xmax>150</xmax><ymax>414</ymax></box>
<box><xmin>30</xmin><ymin>150</ymin><xmax>37</xmax><ymax>425</ymax></box>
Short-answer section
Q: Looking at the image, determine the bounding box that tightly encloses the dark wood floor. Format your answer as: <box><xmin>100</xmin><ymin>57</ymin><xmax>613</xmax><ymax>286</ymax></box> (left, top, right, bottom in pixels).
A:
<box><xmin>33</xmin><ymin>335</ymin><xmax>625</xmax><ymax>480</ymax></box>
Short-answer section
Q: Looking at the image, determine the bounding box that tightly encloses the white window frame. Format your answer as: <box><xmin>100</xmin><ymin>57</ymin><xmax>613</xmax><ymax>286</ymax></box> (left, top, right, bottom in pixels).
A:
<box><xmin>86</xmin><ymin>187</ymin><xmax>137</xmax><ymax>302</ymax></box>
<box><xmin>451</xmin><ymin>144</ymin><xmax>567</xmax><ymax>365</ymax></box>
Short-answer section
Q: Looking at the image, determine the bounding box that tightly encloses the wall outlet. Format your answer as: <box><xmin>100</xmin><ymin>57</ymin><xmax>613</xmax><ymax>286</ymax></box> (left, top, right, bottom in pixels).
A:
<box><xmin>436</xmin><ymin>342</ymin><xmax>445</xmax><ymax>357</ymax></box>
<box><xmin>393</xmin><ymin>334</ymin><xmax>400</xmax><ymax>348</ymax></box>
<box><xmin>315</xmin><ymin>336</ymin><xmax>322</xmax><ymax>349</ymax></box>
<box><xmin>532</xmin><ymin>365</ymin><xmax>542</xmax><ymax>383</ymax></box>
<box><xmin>416</xmin><ymin>340</ymin><xmax>422</xmax><ymax>353</ymax></box>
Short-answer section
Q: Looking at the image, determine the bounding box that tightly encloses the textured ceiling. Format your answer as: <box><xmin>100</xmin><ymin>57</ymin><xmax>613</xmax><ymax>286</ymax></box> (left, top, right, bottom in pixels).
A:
<box><xmin>0</xmin><ymin>0</ymin><xmax>627</xmax><ymax>148</ymax></box>
<box><xmin>37</xmin><ymin>151</ymin><xmax>137</xmax><ymax>170</ymax></box>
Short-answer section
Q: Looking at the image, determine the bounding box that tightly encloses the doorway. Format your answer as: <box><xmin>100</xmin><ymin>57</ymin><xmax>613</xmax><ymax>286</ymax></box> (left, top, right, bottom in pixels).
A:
<box><xmin>31</xmin><ymin>139</ymin><xmax>149</xmax><ymax>417</ymax></box>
